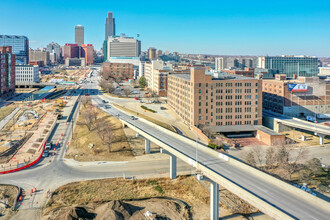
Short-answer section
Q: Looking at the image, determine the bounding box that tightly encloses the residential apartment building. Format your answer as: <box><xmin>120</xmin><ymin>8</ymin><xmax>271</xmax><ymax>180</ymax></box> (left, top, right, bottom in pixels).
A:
<box><xmin>167</xmin><ymin>68</ymin><xmax>262</xmax><ymax>127</ymax></box>
<box><xmin>0</xmin><ymin>35</ymin><xmax>29</xmax><ymax>64</ymax></box>
<box><xmin>75</xmin><ymin>25</ymin><xmax>84</xmax><ymax>46</ymax></box>
<box><xmin>29</xmin><ymin>49</ymin><xmax>50</xmax><ymax>66</ymax></box>
<box><xmin>0</xmin><ymin>46</ymin><xmax>15</xmax><ymax>98</ymax></box>
<box><xmin>15</xmin><ymin>65</ymin><xmax>39</xmax><ymax>84</ymax></box>
<box><xmin>257</xmin><ymin>55</ymin><xmax>318</xmax><ymax>78</ymax></box>
<box><xmin>152</xmin><ymin>70</ymin><xmax>168</xmax><ymax>96</ymax></box>
<box><xmin>101</xmin><ymin>62</ymin><xmax>134</xmax><ymax>79</ymax></box>
<box><xmin>144</xmin><ymin>60</ymin><xmax>165</xmax><ymax>90</ymax></box>
<box><xmin>262</xmin><ymin>74</ymin><xmax>330</xmax><ymax>117</ymax></box>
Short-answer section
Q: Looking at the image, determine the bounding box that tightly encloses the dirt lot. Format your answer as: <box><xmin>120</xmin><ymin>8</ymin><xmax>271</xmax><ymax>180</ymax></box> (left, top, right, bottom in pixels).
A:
<box><xmin>65</xmin><ymin>106</ymin><xmax>134</xmax><ymax>161</ymax></box>
<box><xmin>282</xmin><ymin>130</ymin><xmax>330</xmax><ymax>146</ymax></box>
<box><xmin>42</xmin><ymin>176</ymin><xmax>260</xmax><ymax>220</ymax></box>
<box><xmin>0</xmin><ymin>106</ymin><xmax>15</xmax><ymax>121</ymax></box>
<box><xmin>0</xmin><ymin>185</ymin><xmax>18</xmax><ymax>220</ymax></box>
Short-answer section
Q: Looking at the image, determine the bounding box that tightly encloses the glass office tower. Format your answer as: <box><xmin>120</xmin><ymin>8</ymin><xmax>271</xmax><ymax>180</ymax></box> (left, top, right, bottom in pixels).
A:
<box><xmin>0</xmin><ymin>35</ymin><xmax>29</xmax><ymax>64</ymax></box>
<box><xmin>258</xmin><ymin>56</ymin><xmax>318</xmax><ymax>78</ymax></box>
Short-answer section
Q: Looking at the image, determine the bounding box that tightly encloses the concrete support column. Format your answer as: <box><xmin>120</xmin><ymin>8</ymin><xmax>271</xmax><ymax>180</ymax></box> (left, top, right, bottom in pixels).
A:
<box><xmin>160</xmin><ymin>149</ymin><xmax>177</xmax><ymax>179</ymax></box>
<box><xmin>319</xmin><ymin>135</ymin><xmax>325</xmax><ymax>145</ymax></box>
<box><xmin>145</xmin><ymin>139</ymin><xmax>150</xmax><ymax>154</ymax></box>
<box><xmin>197</xmin><ymin>174</ymin><xmax>219</xmax><ymax>220</ymax></box>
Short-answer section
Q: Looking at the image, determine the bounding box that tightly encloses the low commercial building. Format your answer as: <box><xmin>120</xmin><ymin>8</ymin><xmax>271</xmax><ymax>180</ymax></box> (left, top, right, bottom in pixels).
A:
<box><xmin>65</xmin><ymin>58</ymin><xmax>86</xmax><ymax>67</ymax></box>
<box><xmin>101</xmin><ymin>62</ymin><xmax>134</xmax><ymax>79</ymax></box>
<box><xmin>319</xmin><ymin>67</ymin><xmax>330</xmax><ymax>76</ymax></box>
<box><xmin>15</xmin><ymin>65</ymin><xmax>39</xmax><ymax>84</ymax></box>
<box><xmin>0</xmin><ymin>46</ymin><xmax>16</xmax><ymax>98</ymax></box>
<box><xmin>262</xmin><ymin>74</ymin><xmax>330</xmax><ymax>117</ymax></box>
<box><xmin>167</xmin><ymin>68</ymin><xmax>262</xmax><ymax>128</ymax></box>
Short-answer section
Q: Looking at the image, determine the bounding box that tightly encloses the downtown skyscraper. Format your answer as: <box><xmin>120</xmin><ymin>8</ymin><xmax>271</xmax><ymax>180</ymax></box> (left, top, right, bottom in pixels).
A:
<box><xmin>75</xmin><ymin>25</ymin><xmax>84</xmax><ymax>46</ymax></box>
<box><xmin>105</xmin><ymin>12</ymin><xmax>115</xmax><ymax>40</ymax></box>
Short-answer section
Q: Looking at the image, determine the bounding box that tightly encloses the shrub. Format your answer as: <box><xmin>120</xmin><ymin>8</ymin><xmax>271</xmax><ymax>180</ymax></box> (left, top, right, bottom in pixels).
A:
<box><xmin>154</xmin><ymin>185</ymin><xmax>164</xmax><ymax>194</ymax></box>
<box><xmin>141</xmin><ymin>105</ymin><xmax>156</xmax><ymax>113</ymax></box>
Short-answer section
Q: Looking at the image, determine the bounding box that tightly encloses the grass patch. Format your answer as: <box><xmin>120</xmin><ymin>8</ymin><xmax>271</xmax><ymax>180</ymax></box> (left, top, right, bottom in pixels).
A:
<box><xmin>66</xmin><ymin>106</ymin><xmax>134</xmax><ymax>161</ymax></box>
<box><xmin>0</xmin><ymin>106</ymin><xmax>16</xmax><ymax>121</ymax></box>
<box><xmin>154</xmin><ymin>185</ymin><xmax>164</xmax><ymax>194</ymax></box>
<box><xmin>113</xmin><ymin>103</ymin><xmax>176</xmax><ymax>133</ymax></box>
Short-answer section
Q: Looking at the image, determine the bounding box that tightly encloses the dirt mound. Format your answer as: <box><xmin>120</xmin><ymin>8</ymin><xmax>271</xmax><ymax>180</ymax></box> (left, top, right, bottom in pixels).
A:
<box><xmin>59</xmin><ymin>206</ymin><xmax>96</xmax><ymax>220</ymax></box>
<box><xmin>43</xmin><ymin>198</ymin><xmax>189</xmax><ymax>220</ymax></box>
<box><xmin>95</xmin><ymin>200</ymin><xmax>132</xmax><ymax>220</ymax></box>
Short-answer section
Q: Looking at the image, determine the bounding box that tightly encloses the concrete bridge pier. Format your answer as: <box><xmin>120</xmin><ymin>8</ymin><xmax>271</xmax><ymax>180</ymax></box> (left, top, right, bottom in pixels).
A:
<box><xmin>160</xmin><ymin>149</ymin><xmax>177</xmax><ymax>179</ymax></box>
<box><xmin>145</xmin><ymin>139</ymin><xmax>151</xmax><ymax>154</ymax></box>
<box><xmin>319</xmin><ymin>135</ymin><xmax>325</xmax><ymax>145</ymax></box>
<box><xmin>197</xmin><ymin>174</ymin><xmax>219</xmax><ymax>220</ymax></box>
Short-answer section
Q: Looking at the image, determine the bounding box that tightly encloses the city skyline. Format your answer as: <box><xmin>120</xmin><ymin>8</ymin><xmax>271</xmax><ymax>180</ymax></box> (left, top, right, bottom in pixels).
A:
<box><xmin>1</xmin><ymin>0</ymin><xmax>330</xmax><ymax>56</ymax></box>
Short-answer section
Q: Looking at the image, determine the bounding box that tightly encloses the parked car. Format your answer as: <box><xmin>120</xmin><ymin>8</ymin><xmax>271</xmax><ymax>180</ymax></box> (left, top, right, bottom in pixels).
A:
<box><xmin>105</xmin><ymin>105</ymin><xmax>111</xmax><ymax>109</ymax></box>
<box><xmin>57</xmin><ymin>114</ymin><xmax>63</xmax><ymax>120</ymax></box>
<box><xmin>45</xmin><ymin>142</ymin><xmax>52</xmax><ymax>150</ymax></box>
<box><xmin>102</xmin><ymin>100</ymin><xmax>108</xmax><ymax>103</ymax></box>
<box><xmin>160</xmin><ymin>107</ymin><xmax>166</xmax><ymax>110</ymax></box>
<box><xmin>42</xmin><ymin>150</ymin><xmax>49</xmax><ymax>157</ymax></box>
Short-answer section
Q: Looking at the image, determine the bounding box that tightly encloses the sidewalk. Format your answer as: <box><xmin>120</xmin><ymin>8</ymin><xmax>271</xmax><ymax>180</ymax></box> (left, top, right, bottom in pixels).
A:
<box><xmin>0</xmin><ymin>107</ymin><xmax>20</xmax><ymax>131</ymax></box>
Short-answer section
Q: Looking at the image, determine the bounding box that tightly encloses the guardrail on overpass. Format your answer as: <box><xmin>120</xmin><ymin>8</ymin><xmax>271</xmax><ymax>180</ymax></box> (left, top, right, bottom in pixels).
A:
<box><xmin>118</xmin><ymin>114</ymin><xmax>330</xmax><ymax>220</ymax></box>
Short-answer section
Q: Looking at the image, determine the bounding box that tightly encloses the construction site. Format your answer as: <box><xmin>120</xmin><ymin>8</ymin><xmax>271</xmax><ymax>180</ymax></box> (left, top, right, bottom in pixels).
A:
<box><xmin>0</xmin><ymin>86</ymin><xmax>75</xmax><ymax>173</ymax></box>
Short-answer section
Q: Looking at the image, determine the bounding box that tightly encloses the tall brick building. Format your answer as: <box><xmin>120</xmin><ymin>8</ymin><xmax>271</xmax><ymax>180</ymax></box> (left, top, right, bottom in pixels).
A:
<box><xmin>167</xmin><ymin>68</ymin><xmax>262</xmax><ymax>127</ymax></box>
<box><xmin>0</xmin><ymin>46</ymin><xmax>16</xmax><ymax>98</ymax></box>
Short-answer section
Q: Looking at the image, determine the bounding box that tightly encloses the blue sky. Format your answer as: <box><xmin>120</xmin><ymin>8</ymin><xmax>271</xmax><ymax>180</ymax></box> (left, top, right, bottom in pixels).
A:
<box><xmin>1</xmin><ymin>0</ymin><xmax>330</xmax><ymax>56</ymax></box>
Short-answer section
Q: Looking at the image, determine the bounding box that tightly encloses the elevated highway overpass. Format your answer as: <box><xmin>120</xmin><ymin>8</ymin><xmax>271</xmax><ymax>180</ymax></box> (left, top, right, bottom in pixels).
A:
<box><xmin>264</xmin><ymin>111</ymin><xmax>330</xmax><ymax>144</ymax></box>
<box><xmin>92</xmin><ymin>95</ymin><xmax>330</xmax><ymax>220</ymax></box>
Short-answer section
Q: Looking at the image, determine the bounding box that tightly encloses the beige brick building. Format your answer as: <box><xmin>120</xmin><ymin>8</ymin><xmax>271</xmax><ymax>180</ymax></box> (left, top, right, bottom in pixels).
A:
<box><xmin>167</xmin><ymin>68</ymin><xmax>262</xmax><ymax>127</ymax></box>
<box><xmin>102</xmin><ymin>62</ymin><xmax>134</xmax><ymax>79</ymax></box>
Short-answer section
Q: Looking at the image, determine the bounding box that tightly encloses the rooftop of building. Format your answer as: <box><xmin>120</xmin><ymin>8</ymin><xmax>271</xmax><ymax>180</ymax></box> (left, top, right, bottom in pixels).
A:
<box><xmin>171</xmin><ymin>71</ymin><xmax>255</xmax><ymax>81</ymax></box>
<box><xmin>0</xmin><ymin>35</ymin><xmax>28</xmax><ymax>39</ymax></box>
<box><xmin>263</xmin><ymin>76</ymin><xmax>329</xmax><ymax>83</ymax></box>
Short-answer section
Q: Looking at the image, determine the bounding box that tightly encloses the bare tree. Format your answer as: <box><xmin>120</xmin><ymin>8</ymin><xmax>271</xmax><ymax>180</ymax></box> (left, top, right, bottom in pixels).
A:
<box><xmin>285</xmin><ymin>147</ymin><xmax>308</xmax><ymax>180</ymax></box>
<box><xmin>96</xmin><ymin>119</ymin><xmax>108</xmax><ymax>142</ymax></box>
<box><xmin>81</xmin><ymin>96</ymin><xmax>91</xmax><ymax>108</ymax></box>
<box><xmin>245</xmin><ymin>152</ymin><xmax>256</xmax><ymax>167</ymax></box>
<box><xmin>265</xmin><ymin>147</ymin><xmax>277</xmax><ymax>169</ymax></box>
<box><xmin>123</xmin><ymin>88</ymin><xmax>131</xmax><ymax>97</ymax></box>
<box><xmin>252</xmin><ymin>146</ymin><xmax>264</xmax><ymax>166</ymax></box>
<box><xmin>99</xmin><ymin>80</ymin><xmax>115</xmax><ymax>93</ymax></box>
<box><xmin>115</xmin><ymin>78</ymin><xmax>122</xmax><ymax>84</ymax></box>
<box><xmin>103</xmin><ymin>124</ymin><xmax>115</xmax><ymax>152</ymax></box>
<box><xmin>81</xmin><ymin>106</ymin><xmax>99</xmax><ymax>131</ymax></box>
